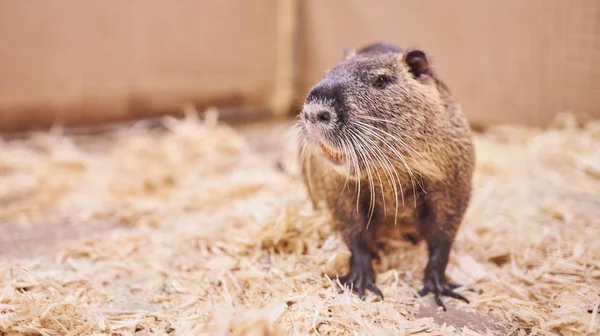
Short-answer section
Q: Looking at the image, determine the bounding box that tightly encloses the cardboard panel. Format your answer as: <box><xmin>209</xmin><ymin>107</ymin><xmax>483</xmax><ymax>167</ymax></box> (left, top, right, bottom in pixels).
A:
<box><xmin>298</xmin><ymin>0</ymin><xmax>600</xmax><ymax>126</ymax></box>
<box><xmin>0</xmin><ymin>0</ymin><xmax>279</xmax><ymax>132</ymax></box>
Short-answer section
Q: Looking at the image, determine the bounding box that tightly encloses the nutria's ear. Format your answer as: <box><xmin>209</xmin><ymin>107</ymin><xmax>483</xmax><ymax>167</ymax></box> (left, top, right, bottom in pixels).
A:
<box><xmin>344</xmin><ymin>48</ymin><xmax>356</xmax><ymax>59</ymax></box>
<box><xmin>404</xmin><ymin>50</ymin><xmax>430</xmax><ymax>78</ymax></box>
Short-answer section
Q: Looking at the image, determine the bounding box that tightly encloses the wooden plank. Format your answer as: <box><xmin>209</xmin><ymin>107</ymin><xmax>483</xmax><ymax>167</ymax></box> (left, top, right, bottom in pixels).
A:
<box><xmin>297</xmin><ymin>0</ymin><xmax>600</xmax><ymax>127</ymax></box>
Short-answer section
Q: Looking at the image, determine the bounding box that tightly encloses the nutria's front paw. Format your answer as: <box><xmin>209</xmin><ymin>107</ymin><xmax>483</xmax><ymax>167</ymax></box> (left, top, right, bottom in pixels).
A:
<box><xmin>418</xmin><ymin>271</ymin><xmax>469</xmax><ymax>311</ymax></box>
<box><xmin>338</xmin><ymin>267</ymin><xmax>383</xmax><ymax>300</ymax></box>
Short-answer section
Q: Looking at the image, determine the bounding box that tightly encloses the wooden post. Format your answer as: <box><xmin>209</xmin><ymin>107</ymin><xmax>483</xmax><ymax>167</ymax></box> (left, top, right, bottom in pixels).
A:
<box><xmin>270</xmin><ymin>0</ymin><xmax>299</xmax><ymax>117</ymax></box>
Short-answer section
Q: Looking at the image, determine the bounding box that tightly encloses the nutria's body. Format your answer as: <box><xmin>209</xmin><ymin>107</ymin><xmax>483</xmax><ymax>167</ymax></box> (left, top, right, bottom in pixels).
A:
<box><xmin>297</xmin><ymin>42</ymin><xmax>475</xmax><ymax>310</ymax></box>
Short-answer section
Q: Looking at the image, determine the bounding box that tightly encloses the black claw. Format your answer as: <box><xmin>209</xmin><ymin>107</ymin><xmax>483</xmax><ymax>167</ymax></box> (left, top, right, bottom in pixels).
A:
<box><xmin>435</xmin><ymin>294</ymin><xmax>447</xmax><ymax>311</ymax></box>
<box><xmin>368</xmin><ymin>284</ymin><xmax>384</xmax><ymax>300</ymax></box>
<box><xmin>419</xmin><ymin>273</ymin><xmax>469</xmax><ymax>310</ymax></box>
<box><xmin>338</xmin><ymin>271</ymin><xmax>383</xmax><ymax>300</ymax></box>
<box><xmin>446</xmin><ymin>281</ymin><xmax>461</xmax><ymax>290</ymax></box>
<box><xmin>444</xmin><ymin>290</ymin><xmax>470</xmax><ymax>304</ymax></box>
<box><xmin>338</xmin><ymin>234</ymin><xmax>382</xmax><ymax>301</ymax></box>
<box><xmin>357</xmin><ymin>287</ymin><xmax>366</xmax><ymax>299</ymax></box>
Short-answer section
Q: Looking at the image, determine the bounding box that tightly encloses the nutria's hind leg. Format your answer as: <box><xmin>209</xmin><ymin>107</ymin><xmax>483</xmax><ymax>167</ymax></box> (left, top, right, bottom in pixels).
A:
<box><xmin>418</xmin><ymin>233</ymin><xmax>469</xmax><ymax>311</ymax></box>
<box><xmin>415</xmin><ymin>191</ymin><xmax>470</xmax><ymax>311</ymax></box>
<box><xmin>338</xmin><ymin>231</ymin><xmax>383</xmax><ymax>300</ymax></box>
<box><xmin>332</xmin><ymin>183</ymin><xmax>383</xmax><ymax>299</ymax></box>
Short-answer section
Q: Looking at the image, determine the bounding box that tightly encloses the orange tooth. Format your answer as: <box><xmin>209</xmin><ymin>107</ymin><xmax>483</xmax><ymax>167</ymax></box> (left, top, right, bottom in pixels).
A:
<box><xmin>320</xmin><ymin>143</ymin><xmax>343</xmax><ymax>162</ymax></box>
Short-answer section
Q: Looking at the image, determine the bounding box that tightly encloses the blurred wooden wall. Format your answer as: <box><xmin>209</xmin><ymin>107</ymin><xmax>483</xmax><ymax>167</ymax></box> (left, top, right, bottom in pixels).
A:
<box><xmin>0</xmin><ymin>0</ymin><xmax>293</xmax><ymax>132</ymax></box>
<box><xmin>1</xmin><ymin>0</ymin><xmax>599</xmax><ymax>132</ymax></box>
<box><xmin>298</xmin><ymin>0</ymin><xmax>600</xmax><ymax>127</ymax></box>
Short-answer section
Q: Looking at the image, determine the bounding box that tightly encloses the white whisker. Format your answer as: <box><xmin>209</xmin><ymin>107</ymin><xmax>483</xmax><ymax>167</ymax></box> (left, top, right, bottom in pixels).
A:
<box><xmin>348</xmin><ymin>132</ymin><xmax>376</xmax><ymax>229</ymax></box>
<box><xmin>349</xmin><ymin>129</ymin><xmax>388</xmax><ymax>215</ymax></box>
<box><xmin>350</xmin><ymin>127</ymin><xmax>403</xmax><ymax>225</ymax></box>
<box><xmin>356</xmin><ymin>116</ymin><xmax>428</xmax><ymax>164</ymax></box>
<box><xmin>336</xmin><ymin>134</ymin><xmax>353</xmax><ymax>202</ymax></box>
<box><xmin>359</xmin><ymin>135</ymin><xmax>386</xmax><ymax>216</ymax></box>
<box><xmin>354</xmin><ymin>120</ymin><xmax>425</xmax><ymax>206</ymax></box>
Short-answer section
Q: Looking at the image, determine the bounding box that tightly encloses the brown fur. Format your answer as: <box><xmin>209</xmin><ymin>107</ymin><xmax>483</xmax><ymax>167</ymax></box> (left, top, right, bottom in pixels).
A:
<box><xmin>297</xmin><ymin>42</ymin><xmax>475</xmax><ymax>308</ymax></box>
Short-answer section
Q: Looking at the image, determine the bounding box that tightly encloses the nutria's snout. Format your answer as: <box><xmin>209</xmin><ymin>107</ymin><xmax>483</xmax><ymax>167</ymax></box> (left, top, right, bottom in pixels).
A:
<box><xmin>301</xmin><ymin>106</ymin><xmax>333</xmax><ymax>127</ymax></box>
<box><xmin>303</xmin><ymin>79</ymin><xmax>349</xmax><ymax>124</ymax></box>
<box><xmin>300</xmin><ymin>101</ymin><xmax>346</xmax><ymax>166</ymax></box>
<box><xmin>301</xmin><ymin>82</ymin><xmax>341</xmax><ymax>136</ymax></box>
<box><xmin>299</xmin><ymin>82</ymin><xmax>350</xmax><ymax>169</ymax></box>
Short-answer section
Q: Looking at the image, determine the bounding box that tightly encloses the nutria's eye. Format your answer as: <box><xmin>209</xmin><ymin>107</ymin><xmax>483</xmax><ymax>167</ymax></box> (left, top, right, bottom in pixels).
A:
<box><xmin>372</xmin><ymin>75</ymin><xmax>390</xmax><ymax>89</ymax></box>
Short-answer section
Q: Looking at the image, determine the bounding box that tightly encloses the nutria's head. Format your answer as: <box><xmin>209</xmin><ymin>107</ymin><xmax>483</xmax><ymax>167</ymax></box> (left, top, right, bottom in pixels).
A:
<box><xmin>298</xmin><ymin>44</ymin><xmax>445</xmax><ymax>179</ymax></box>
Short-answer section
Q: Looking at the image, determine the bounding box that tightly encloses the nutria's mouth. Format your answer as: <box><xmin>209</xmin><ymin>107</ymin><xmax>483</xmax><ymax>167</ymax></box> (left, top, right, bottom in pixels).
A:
<box><xmin>319</xmin><ymin>142</ymin><xmax>345</xmax><ymax>165</ymax></box>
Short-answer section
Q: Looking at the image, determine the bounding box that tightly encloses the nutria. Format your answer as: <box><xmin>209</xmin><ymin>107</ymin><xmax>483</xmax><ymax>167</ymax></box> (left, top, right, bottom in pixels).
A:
<box><xmin>296</xmin><ymin>42</ymin><xmax>475</xmax><ymax>310</ymax></box>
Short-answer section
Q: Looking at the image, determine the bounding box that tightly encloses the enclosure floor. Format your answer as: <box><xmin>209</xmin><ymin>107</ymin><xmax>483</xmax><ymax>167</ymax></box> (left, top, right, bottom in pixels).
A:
<box><xmin>0</xmin><ymin>115</ymin><xmax>598</xmax><ymax>335</ymax></box>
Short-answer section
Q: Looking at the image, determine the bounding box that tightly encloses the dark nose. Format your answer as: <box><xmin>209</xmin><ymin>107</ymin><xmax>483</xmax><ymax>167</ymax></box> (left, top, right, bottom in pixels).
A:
<box><xmin>316</xmin><ymin>110</ymin><xmax>331</xmax><ymax>124</ymax></box>
<box><xmin>304</xmin><ymin>110</ymin><xmax>332</xmax><ymax>125</ymax></box>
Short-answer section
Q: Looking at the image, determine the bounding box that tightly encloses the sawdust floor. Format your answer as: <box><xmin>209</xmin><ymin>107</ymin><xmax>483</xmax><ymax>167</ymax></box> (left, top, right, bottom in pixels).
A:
<box><xmin>0</xmin><ymin>114</ymin><xmax>599</xmax><ymax>335</ymax></box>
